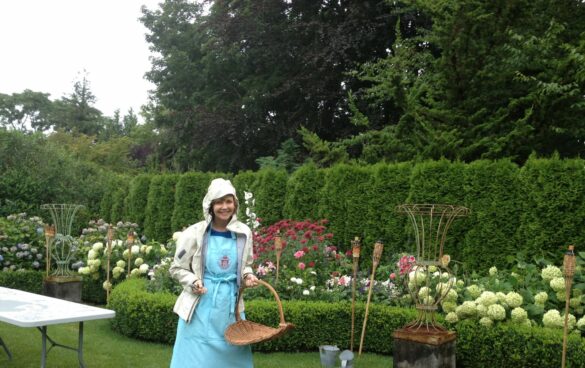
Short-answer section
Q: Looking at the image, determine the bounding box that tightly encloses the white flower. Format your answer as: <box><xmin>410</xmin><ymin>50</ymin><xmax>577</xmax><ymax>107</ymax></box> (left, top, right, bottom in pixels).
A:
<box><xmin>139</xmin><ymin>264</ymin><xmax>149</xmax><ymax>274</ymax></box>
<box><xmin>78</xmin><ymin>266</ymin><xmax>91</xmax><ymax>275</ymax></box>
<box><xmin>577</xmin><ymin>316</ymin><xmax>585</xmax><ymax>331</ymax></box>
<box><xmin>114</xmin><ymin>240</ymin><xmax>123</xmax><ymax>247</ymax></box>
<box><xmin>116</xmin><ymin>260</ymin><xmax>126</xmax><ymax>268</ymax></box>
<box><xmin>130</xmin><ymin>268</ymin><xmax>140</xmax><ymax>277</ymax></box>
<box><xmin>505</xmin><ymin>292</ymin><xmax>523</xmax><ymax>308</ymax></box>
<box><xmin>455</xmin><ymin>301</ymin><xmax>477</xmax><ymax>319</ymax></box>
<box><xmin>466</xmin><ymin>284</ymin><xmax>482</xmax><ymax>299</ymax></box>
<box><xmin>135</xmin><ymin>258</ymin><xmax>144</xmax><ymax>267</ymax></box>
<box><xmin>511</xmin><ymin>307</ymin><xmax>528</xmax><ymax>323</ymax></box>
<box><xmin>550</xmin><ymin>277</ymin><xmax>565</xmax><ymax>292</ymax></box>
<box><xmin>87</xmin><ymin>250</ymin><xmax>97</xmax><ymax>260</ymax></box>
<box><xmin>487</xmin><ymin>304</ymin><xmax>506</xmax><ymax>321</ymax></box>
<box><xmin>476</xmin><ymin>291</ymin><xmax>497</xmax><ymax>306</ymax></box>
<box><xmin>543</xmin><ymin>309</ymin><xmax>563</xmax><ymax>328</ymax></box>
<box><xmin>479</xmin><ymin>317</ymin><xmax>493</xmax><ymax>328</ymax></box>
<box><xmin>541</xmin><ymin>265</ymin><xmax>562</xmax><ymax>281</ymax></box>
<box><xmin>302</xmin><ymin>289</ymin><xmax>310</xmax><ymax>296</ymax></box>
<box><xmin>145</xmin><ymin>246</ymin><xmax>153</xmax><ymax>255</ymax></box>
<box><xmin>172</xmin><ymin>231</ymin><xmax>182</xmax><ymax>241</ymax></box>
<box><xmin>445</xmin><ymin>312</ymin><xmax>459</xmax><ymax>323</ymax></box>
<box><xmin>131</xmin><ymin>245</ymin><xmax>140</xmax><ymax>255</ymax></box>
<box><xmin>489</xmin><ymin>266</ymin><xmax>498</xmax><ymax>276</ymax></box>
<box><xmin>441</xmin><ymin>301</ymin><xmax>457</xmax><ymax>313</ymax></box>
<box><xmin>476</xmin><ymin>304</ymin><xmax>488</xmax><ymax>318</ymax></box>
<box><xmin>244</xmin><ymin>191</ymin><xmax>253</xmax><ymax>201</ymax></box>
<box><xmin>92</xmin><ymin>242</ymin><xmax>104</xmax><ymax>252</ymax></box>
<box><xmin>102</xmin><ymin>281</ymin><xmax>112</xmax><ymax>291</ymax></box>
<box><xmin>534</xmin><ymin>291</ymin><xmax>548</xmax><ymax>304</ymax></box>
<box><xmin>310</xmin><ymin>286</ymin><xmax>316</xmax><ymax>291</ymax></box>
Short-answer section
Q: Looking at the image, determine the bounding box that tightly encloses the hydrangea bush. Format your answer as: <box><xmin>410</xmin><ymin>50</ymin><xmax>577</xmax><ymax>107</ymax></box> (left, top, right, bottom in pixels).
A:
<box><xmin>0</xmin><ymin>213</ymin><xmax>46</xmax><ymax>272</ymax></box>
<box><xmin>441</xmin><ymin>257</ymin><xmax>585</xmax><ymax>333</ymax></box>
<box><xmin>75</xmin><ymin>219</ymin><xmax>174</xmax><ymax>290</ymax></box>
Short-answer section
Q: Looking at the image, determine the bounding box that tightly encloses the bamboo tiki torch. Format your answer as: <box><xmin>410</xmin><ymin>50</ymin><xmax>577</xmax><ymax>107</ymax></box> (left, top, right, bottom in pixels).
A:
<box><xmin>359</xmin><ymin>240</ymin><xmax>384</xmax><ymax>356</ymax></box>
<box><xmin>44</xmin><ymin>225</ymin><xmax>55</xmax><ymax>277</ymax></box>
<box><xmin>562</xmin><ymin>245</ymin><xmax>576</xmax><ymax>368</ymax></box>
<box><xmin>274</xmin><ymin>233</ymin><xmax>282</xmax><ymax>285</ymax></box>
<box><xmin>350</xmin><ymin>236</ymin><xmax>361</xmax><ymax>351</ymax></box>
<box><xmin>106</xmin><ymin>225</ymin><xmax>113</xmax><ymax>304</ymax></box>
<box><xmin>126</xmin><ymin>231</ymin><xmax>135</xmax><ymax>277</ymax></box>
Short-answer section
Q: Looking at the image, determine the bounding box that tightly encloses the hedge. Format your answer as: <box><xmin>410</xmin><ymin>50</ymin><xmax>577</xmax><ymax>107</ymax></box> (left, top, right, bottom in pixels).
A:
<box><xmin>126</xmin><ymin>174</ymin><xmax>152</xmax><ymax>225</ymax></box>
<box><xmin>102</xmin><ymin>158</ymin><xmax>585</xmax><ymax>272</ymax></box>
<box><xmin>108</xmin><ymin>279</ymin><xmax>585</xmax><ymax>367</ymax></box>
<box><xmin>0</xmin><ymin>270</ymin><xmax>43</xmax><ymax>293</ymax></box>
<box><xmin>171</xmin><ymin>172</ymin><xmax>214</xmax><ymax>231</ymax></box>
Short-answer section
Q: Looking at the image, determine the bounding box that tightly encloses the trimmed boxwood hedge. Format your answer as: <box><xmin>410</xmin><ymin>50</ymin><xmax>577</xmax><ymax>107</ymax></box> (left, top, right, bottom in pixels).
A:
<box><xmin>108</xmin><ymin>279</ymin><xmax>585</xmax><ymax>367</ymax></box>
<box><xmin>0</xmin><ymin>270</ymin><xmax>43</xmax><ymax>293</ymax></box>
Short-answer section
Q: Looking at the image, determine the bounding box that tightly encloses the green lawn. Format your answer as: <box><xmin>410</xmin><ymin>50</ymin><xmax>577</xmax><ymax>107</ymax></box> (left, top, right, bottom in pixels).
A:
<box><xmin>0</xmin><ymin>319</ymin><xmax>392</xmax><ymax>367</ymax></box>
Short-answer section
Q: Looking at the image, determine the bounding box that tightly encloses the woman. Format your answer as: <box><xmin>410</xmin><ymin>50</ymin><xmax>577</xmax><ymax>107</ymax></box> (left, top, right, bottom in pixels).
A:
<box><xmin>169</xmin><ymin>178</ymin><xmax>258</xmax><ymax>368</ymax></box>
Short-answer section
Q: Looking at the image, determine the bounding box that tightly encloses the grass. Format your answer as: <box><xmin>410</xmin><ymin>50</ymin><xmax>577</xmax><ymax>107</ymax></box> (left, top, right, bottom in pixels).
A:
<box><xmin>0</xmin><ymin>319</ymin><xmax>392</xmax><ymax>367</ymax></box>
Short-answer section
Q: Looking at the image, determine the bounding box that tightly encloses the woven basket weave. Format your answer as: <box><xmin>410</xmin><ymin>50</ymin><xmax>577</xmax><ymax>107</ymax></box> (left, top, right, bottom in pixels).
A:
<box><xmin>225</xmin><ymin>279</ymin><xmax>294</xmax><ymax>345</ymax></box>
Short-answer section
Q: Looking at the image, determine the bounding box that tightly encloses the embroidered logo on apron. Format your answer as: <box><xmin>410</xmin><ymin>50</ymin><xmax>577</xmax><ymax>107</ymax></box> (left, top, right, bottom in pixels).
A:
<box><xmin>219</xmin><ymin>255</ymin><xmax>231</xmax><ymax>269</ymax></box>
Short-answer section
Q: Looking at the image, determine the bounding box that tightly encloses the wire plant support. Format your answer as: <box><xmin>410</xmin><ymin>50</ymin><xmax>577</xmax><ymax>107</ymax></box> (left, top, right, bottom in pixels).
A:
<box><xmin>395</xmin><ymin>204</ymin><xmax>469</xmax><ymax>335</ymax></box>
<box><xmin>41</xmin><ymin>204</ymin><xmax>84</xmax><ymax>277</ymax></box>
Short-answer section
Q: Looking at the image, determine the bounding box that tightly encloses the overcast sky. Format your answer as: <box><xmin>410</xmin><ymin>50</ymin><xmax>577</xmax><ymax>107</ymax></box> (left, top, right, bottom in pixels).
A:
<box><xmin>0</xmin><ymin>0</ymin><xmax>162</xmax><ymax>118</ymax></box>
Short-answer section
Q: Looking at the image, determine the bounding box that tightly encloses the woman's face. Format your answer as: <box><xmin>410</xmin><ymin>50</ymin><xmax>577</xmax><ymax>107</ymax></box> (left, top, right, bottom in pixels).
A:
<box><xmin>212</xmin><ymin>195</ymin><xmax>236</xmax><ymax>223</ymax></box>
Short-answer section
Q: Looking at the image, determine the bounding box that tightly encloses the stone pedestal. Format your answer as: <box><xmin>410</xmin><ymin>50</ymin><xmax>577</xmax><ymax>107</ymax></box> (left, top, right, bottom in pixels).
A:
<box><xmin>393</xmin><ymin>329</ymin><xmax>456</xmax><ymax>368</ymax></box>
<box><xmin>43</xmin><ymin>276</ymin><xmax>83</xmax><ymax>302</ymax></box>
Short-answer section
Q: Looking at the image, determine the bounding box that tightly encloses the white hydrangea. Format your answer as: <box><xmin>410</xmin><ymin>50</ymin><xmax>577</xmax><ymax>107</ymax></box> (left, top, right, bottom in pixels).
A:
<box><xmin>302</xmin><ymin>289</ymin><xmax>310</xmax><ymax>296</ymax></box>
<box><xmin>487</xmin><ymin>304</ymin><xmax>506</xmax><ymax>321</ymax></box>
<box><xmin>92</xmin><ymin>242</ymin><xmax>104</xmax><ymax>252</ymax></box>
<box><xmin>78</xmin><ymin>266</ymin><xmax>91</xmax><ymax>275</ymax></box>
<box><xmin>496</xmin><ymin>292</ymin><xmax>507</xmax><ymax>305</ymax></box>
<box><xmin>479</xmin><ymin>317</ymin><xmax>493</xmax><ymax>328</ymax></box>
<box><xmin>456</xmin><ymin>279</ymin><xmax>465</xmax><ymax>288</ymax></box>
<box><xmin>541</xmin><ymin>265</ymin><xmax>562</xmax><ymax>281</ymax></box>
<box><xmin>131</xmin><ymin>245</ymin><xmax>140</xmax><ymax>255</ymax></box>
<box><xmin>122</xmin><ymin>249</ymin><xmax>130</xmax><ymax>260</ymax></box>
<box><xmin>145</xmin><ymin>246</ymin><xmax>153</xmax><ymax>255</ymax></box>
<box><xmin>290</xmin><ymin>277</ymin><xmax>303</xmax><ymax>285</ymax></box>
<box><xmin>476</xmin><ymin>304</ymin><xmax>488</xmax><ymax>318</ymax></box>
<box><xmin>534</xmin><ymin>291</ymin><xmax>548</xmax><ymax>305</ymax></box>
<box><xmin>116</xmin><ymin>260</ymin><xmax>126</xmax><ymax>268</ymax></box>
<box><xmin>489</xmin><ymin>266</ymin><xmax>498</xmax><ymax>276</ymax></box>
<box><xmin>477</xmin><ymin>291</ymin><xmax>498</xmax><ymax>306</ymax></box>
<box><xmin>102</xmin><ymin>280</ymin><xmax>112</xmax><ymax>291</ymax></box>
<box><xmin>135</xmin><ymin>258</ymin><xmax>144</xmax><ymax>267</ymax></box>
<box><xmin>505</xmin><ymin>292</ymin><xmax>523</xmax><ymax>308</ymax></box>
<box><xmin>455</xmin><ymin>301</ymin><xmax>477</xmax><ymax>319</ymax></box>
<box><xmin>139</xmin><ymin>263</ymin><xmax>149</xmax><ymax>274</ymax></box>
<box><xmin>570</xmin><ymin>296</ymin><xmax>582</xmax><ymax>308</ymax></box>
<box><xmin>409</xmin><ymin>270</ymin><xmax>426</xmax><ymax>285</ymax></box>
<box><xmin>441</xmin><ymin>301</ymin><xmax>457</xmax><ymax>313</ymax></box>
<box><xmin>445</xmin><ymin>312</ymin><xmax>459</xmax><ymax>323</ymax></box>
<box><xmin>577</xmin><ymin>316</ymin><xmax>585</xmax><ymax>331</ymax></box>
<box><xmin>130</xmin><ymin>268</ymin><xmax>140</xmax><ymax>277</ymax></box>
<box><xmin>543</xmin><ymin>309</ymin><xmax>563</xmax><ymax>328</ymax></box>
<box><xmin>87</xmin><ymin>249</ymin><xmax>97</xmax><ymax>260</ymax></box>
<box><xmin>112</xmin><ymin>266</ymin><xmax>124</xmax><ymax>279</ymax></box>
<box><xmin>511</xmin><ymin>307</ymin><xmax>528</xmax><ymax>323</ymax></box>
<box><xmin>466</xmin><ymin>284</ymin><xmax>482</xmax><ymax>299</ymax></box>
<box><xmin>550</xmin><ymin>277</ymin><xmax>566</xmax><ymax>292</ymax></box>
<box><xmin>140</xmin><ymin>245</ymin><xmax>147</xmax><ymax>253</ymax></box>
<box><xmin>418</xmin><ymin>287</ymin><xmax>431</xmax><ymax>299</ymax></box>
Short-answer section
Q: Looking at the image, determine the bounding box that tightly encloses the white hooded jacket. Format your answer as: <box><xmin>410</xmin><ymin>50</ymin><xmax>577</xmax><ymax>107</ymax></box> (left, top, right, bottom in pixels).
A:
<box><xmin>169</xmin><ymin>178</ymin><xmax>254</xmax><ymax>322</ymax></box>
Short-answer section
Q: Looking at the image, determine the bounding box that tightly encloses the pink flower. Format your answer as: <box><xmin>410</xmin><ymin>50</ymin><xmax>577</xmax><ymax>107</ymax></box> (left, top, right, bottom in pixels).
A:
<box><xmin>390</xmin><ymin>273</ymin><xmax>396</xmax><ymax>280</ymax></box>
<box><xmin>298</xmin><ymin>262</ymin><xmax>306</xmax><ymax>270</ymax></box>
<box><xmin>294</xmin><ymin>250</ymin><xmax>305</xmax><ymax>259</ymax></box>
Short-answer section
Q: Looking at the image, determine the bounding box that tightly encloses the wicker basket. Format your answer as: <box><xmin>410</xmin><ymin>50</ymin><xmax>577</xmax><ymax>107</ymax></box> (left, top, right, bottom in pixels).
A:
<box><xmin>225</xmin><ymin>279</ymin><xmax>294</xmax><ymax>345</ymax></box>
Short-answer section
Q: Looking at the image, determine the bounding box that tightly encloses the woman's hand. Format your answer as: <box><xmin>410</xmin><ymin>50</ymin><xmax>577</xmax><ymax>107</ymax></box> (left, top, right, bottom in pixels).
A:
<box><xmin>244</xmin><ymin>274</ymin><xmax>258</xmax><ymax>288</ymax></box>
<box><xmin>191</xmin><ymin>280</ymin><xmax>207</xmax><ymax>294</ymax></box>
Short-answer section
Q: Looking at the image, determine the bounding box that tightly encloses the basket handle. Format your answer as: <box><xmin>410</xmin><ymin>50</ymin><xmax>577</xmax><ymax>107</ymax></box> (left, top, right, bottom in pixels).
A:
<box><xmin>234</xmin><ymin>279</ymin><xmax>287</xmax><ymax>326</ymax></box>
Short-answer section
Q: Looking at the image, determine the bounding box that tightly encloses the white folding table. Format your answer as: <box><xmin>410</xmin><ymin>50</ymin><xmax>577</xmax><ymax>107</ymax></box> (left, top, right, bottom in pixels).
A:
<box><xmin>0</xmin><ymin>286</ymin><xmax>115</xmax><ymax>367</ymax></box>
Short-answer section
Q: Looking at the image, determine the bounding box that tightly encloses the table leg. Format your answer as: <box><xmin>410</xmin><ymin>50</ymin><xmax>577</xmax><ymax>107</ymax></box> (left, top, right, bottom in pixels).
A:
<box><xmin>78</xmin><ymin>322</ymin><xmax>86</xmax><ymax>368</ymax></box>
<box><xmin>41</xmin><ymin>326</ymin><xmax>47</xmax><ymax>368</ymax></box>
<box><xmin>0</xmin><ymin>336</ymin><xmax>12</xmax><ymax>360</ymax></box>
<box><xmin>37</xmin><ymin>323</ymin><xmax>86</xmax><ymax>368</ymax></box>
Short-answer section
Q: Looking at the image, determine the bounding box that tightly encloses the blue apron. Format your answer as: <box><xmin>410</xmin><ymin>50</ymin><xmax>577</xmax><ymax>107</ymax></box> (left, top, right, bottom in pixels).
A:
<box><xmin>170</xmin><ymin>230</ymin><xmax>253</xmax><ymax>368</ymax></box>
